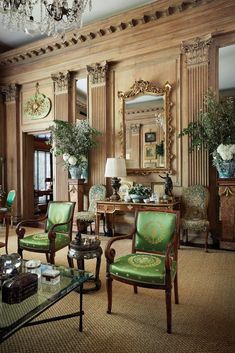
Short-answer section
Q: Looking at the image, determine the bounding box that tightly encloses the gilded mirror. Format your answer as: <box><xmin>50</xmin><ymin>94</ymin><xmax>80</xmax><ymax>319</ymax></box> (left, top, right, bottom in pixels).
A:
<box><xmin>118</xmin><ymin>80</ymin><xmax>174</xmax><ymax>174</ymax></box>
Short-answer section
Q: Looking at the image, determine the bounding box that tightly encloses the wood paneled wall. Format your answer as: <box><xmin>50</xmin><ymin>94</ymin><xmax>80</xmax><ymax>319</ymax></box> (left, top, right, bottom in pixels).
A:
<box><xmin>0</xmin><ymin>0</ymin><xmax>234</xmax><ymax>225</ymax></box>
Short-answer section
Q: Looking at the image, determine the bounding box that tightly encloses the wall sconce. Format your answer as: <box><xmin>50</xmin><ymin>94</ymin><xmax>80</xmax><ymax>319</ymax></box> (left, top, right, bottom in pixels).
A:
<box><xmin>104</xmin><ymin>158</ymin><xmax>127</xmax><ymax>201</ymax></box>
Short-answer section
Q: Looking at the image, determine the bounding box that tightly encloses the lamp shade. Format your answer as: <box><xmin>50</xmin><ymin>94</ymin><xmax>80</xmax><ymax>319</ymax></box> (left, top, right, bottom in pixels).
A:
<box><xmin>104</xmin><ymin>158</ymin><xmax>127</xmax><ymax>178</ymax></box>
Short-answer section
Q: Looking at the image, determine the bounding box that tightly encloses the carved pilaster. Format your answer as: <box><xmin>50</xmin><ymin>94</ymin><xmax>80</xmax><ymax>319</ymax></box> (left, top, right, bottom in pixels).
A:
<box><xmin>181</xmin><ymin>36</ymin><xmax>212</xmax><ymax>186</ymax></box>
<box><xmin>181</xmin><ymin>36</ymin><xmax>212</xmax><ymax>66</ymax></box>
<box><xmin>87</xmin><ymin>62</ymin><xmax>108</xmax><ymax>86</ymax></box>
<box><xmin>0</xmin><ymin>84</ymin><xmax>19</xmax><ymax>102</ymax></box>
<box><xmin>51</xmin><ymin>71</ymin><xmax>71</xmax><ymax>93</ymax></box>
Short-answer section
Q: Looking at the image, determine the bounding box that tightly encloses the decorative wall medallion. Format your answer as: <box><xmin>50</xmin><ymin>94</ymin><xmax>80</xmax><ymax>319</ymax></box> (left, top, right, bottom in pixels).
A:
<box><xmin>24</xmin><ymin>83</ymin><xmax>51</xmax><ymax>120</ymax></box>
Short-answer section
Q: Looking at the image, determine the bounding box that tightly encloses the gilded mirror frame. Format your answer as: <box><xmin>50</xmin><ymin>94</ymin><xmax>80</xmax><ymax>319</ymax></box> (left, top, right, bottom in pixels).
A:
<box><xmin>118</xmin><ymin>80</ymin><xmax>174</xmax><ymax>175</ymax></box>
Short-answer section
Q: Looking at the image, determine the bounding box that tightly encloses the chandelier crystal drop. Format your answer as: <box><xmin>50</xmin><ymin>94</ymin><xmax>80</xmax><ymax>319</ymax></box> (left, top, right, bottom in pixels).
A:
<box><xmin>0</xmin><ymin>0</ymin><xmax>92</xmax><ymax>38</ymax></box>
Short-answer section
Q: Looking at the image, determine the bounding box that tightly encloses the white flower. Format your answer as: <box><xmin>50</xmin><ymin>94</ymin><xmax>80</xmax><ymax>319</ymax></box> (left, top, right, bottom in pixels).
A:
<box><xmin>68</xmin><ymin>156</ymin><xmax>78</xmax><ymax>165</ymax></box>
<box><xmin>217</xmin><ymin>144</ymin><xmax>235</xmax><ymax>161</ymax></box>
<box><xmin>81</xmin><ymin>155</ymin><xmax>87</xmax><ymax>162</ymax></box>
<box><xmin>63</xmin><ymin>153</ymin><xmax>70</xmax><ymax>161</ymax></box>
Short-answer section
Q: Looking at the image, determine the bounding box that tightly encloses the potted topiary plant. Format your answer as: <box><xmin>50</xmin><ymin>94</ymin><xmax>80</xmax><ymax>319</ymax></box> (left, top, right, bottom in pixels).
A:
<box><xmin>179</xmin><ymin>90</ymin><xmax>235</xmax><ymax>178</ymax></box>
<box><xmin>129</xmin><ymin>184</ymin><xmax>152</xmax><ymax>203</ymax></box>
<box><xmin>49</xmin><ymin>119</ymin><xmax>101</xmax><ymax>179</ymax></box>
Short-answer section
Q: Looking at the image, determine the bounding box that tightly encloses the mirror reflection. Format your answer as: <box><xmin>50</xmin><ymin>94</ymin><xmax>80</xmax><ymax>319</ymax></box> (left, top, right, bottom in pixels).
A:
<box><xmin>76</xmin><ymin>77</ymin><xmax>87</xmax><ymax>119</ymax></box>
<box><xmin>118</xmin><ymin>80</ymin><xmax>173</xmax><ymax>174</ymax></box>
<box><xmin>125</xmin><ymin>94</ymin><xmax>165</xmax><ymax>169</ymax></box>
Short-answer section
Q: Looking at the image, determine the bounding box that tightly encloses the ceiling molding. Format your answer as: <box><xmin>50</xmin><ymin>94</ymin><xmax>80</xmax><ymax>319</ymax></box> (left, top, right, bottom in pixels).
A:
<box><xmin>0</xmin><ymin>0</ymin><xmax>214</xmax><ymax>67</ymax></box>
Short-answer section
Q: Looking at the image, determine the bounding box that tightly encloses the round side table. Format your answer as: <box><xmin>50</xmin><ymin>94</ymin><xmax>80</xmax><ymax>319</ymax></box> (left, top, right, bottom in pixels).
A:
<box><xmin>67</xmin><ymin>234</ymin><xmax>103</xmax><ymax>292</ymax></box>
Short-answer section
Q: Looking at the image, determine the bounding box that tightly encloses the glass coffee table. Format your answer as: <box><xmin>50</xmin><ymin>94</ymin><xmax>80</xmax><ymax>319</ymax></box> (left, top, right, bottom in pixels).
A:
<box><xmin>0</xmin><ymin>262</ymin><xmax>92</xmax><ymax>343</ymax></box>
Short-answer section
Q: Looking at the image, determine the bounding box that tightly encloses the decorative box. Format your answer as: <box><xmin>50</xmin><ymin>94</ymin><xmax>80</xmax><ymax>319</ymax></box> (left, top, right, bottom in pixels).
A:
<box><xmin>25</xmin><ymin>259</ymin><xmax>41</xmax><ymax>278</ymax></box>
<box><xmin>2</xmin><ymin>273</ymin><xmax>38</xmax><ymax>304</ymax></box>
<box><xmin>41</xmin><ymin>269</ymin><xmax>60</xmax><ymax>285</ymax></box>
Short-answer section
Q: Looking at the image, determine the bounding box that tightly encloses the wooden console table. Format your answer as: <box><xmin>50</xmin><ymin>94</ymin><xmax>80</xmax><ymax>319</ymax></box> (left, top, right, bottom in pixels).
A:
<box><xmin>218</xmin><ymin>178</ymin><xmax>235</xmax><ymax>250</ymax></box>
<box><xmin>95</xmin><ymin>200</ymin><xmax>180</xmax><ymax>236</ymax></box>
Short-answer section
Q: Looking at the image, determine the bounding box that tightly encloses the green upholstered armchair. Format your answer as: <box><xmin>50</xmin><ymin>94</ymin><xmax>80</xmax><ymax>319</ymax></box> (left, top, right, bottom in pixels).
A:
<box><xmin>16</xmin><ymin>201</ymin><xmax>75</xmax><ymax>264</ymax></box>
<box><xmin>76</xmin><ymin>184</ymin><xmax>106</xmax><ymax>233</ymax></box>
<box><xmin>181</xmin><ymin>185</ymin><xmax>210</xmax><ymax>252</ymax></box>
<box><xmin>105</xmin><ymin>210</ymin><xmax>180</xmax><ymax>334</ymax></box>
<box><xmin>0</xmin><ymin>190</ymin><xmax>16</xmax><ymax>228</ymax></box>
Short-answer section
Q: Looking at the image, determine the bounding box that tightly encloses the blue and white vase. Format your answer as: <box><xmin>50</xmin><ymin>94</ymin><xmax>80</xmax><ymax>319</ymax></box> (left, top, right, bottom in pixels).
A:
<box><xmin>69</xmin><ymin>165</ymin><xmax>83</xmax><ymax>179</ymax></box>
<box><xmin>216</xmin><ymin>160</ymin><xmax>235</xmax><ymax>178</ymax></box>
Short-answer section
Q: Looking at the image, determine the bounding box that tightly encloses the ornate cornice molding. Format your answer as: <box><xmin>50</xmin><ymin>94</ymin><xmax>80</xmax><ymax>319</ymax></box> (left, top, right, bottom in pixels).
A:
<box><xmin>0</xmin><ymin>0</ymin><xmax>214</xmax><ymax>67</ymax></box>
<box><xmin>0</xmin><ymin>84</ymin><xmax>19</xmax><ymax>102</ymax></box>
<box><xmin>51</xmin><ymin>71</ymin><xmax>71</xmax><ymax>93</ymax></box>
<box><xmin>181</xmin><ymin>36</ymin><xmax>212</xmax><ymax>66</ymax></box>
<box><xmin>87</xmin><ymin>62</ymin><xmax>108</xmax><ymax>85</ymax></box>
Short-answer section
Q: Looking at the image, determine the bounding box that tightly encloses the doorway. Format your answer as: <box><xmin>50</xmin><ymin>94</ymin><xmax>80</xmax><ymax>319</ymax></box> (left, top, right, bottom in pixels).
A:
<box><xmin>33</xmin><ymin>134</ymin><xmax>53</xmax><ymax>217</ymax></box>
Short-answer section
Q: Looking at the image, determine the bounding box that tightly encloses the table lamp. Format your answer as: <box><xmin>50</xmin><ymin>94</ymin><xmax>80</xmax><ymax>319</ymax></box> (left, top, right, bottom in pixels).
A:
<box><xmin>104</xmin><ymin>158</ymin><xmax>127</xmax><ymax>201</ymax></box>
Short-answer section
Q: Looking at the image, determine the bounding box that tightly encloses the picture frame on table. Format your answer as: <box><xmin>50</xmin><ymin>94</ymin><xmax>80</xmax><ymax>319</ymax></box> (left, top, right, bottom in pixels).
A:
<box><xmin>151</xmin><ymin>182</ymin><xmax>164</xmax><ymax>197</ymax></box>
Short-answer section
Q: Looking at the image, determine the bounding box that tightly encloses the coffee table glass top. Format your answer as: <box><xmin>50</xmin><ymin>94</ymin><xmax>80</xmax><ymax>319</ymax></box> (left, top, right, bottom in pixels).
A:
<box><xmin>0</xmin><ymin>261</ymin><xmax>91</xmax><ymax>341</ymax></box>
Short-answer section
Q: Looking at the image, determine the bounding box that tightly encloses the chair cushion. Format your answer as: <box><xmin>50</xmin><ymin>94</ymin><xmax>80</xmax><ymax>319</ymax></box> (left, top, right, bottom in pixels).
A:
<box><xmin>110</xmin><ymin>253</ymin><xmax>176</xmax><ymax>285</ymax></box>
<box><xmin>181</xmin><ymin>218</ymin><xmax>209</xmax><ymax>231</ymax></box>
<box><xmin>76</xmin><ymin>211</ymin><xmax>96</xmax><ymax>222</ymax></box>
<box><xmin>19</xmin><ymin>232</ymin><xmax>70</xmax><ymax>251</ymax></box>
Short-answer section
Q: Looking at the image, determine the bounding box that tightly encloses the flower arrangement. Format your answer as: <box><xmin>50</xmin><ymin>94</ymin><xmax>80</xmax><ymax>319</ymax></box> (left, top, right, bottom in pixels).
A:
<box><xmin>48</xmin><ymin>119</ymin><xmax>101</xmax><ymax>170</ymax></box>
<box><xmin>129</xmin><ymin>184</ymin><xmax>152</xmax><ymax>197</ymax></box>
<box><xmin>179</xmin><ymin>90</ymin><xmax>235</xmax><ymax>173</ymax></box>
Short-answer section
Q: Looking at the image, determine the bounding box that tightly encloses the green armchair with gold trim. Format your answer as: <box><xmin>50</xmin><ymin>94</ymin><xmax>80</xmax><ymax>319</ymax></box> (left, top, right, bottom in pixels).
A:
<box><xmin>105</xmin><ymin>210</ymin><xmax>180</xmax><ymax>334</ymax></box>
<box><xmin>16</xmin><ymin>201</ymin><xmax>75</xmax><ymax>264</ymax></box>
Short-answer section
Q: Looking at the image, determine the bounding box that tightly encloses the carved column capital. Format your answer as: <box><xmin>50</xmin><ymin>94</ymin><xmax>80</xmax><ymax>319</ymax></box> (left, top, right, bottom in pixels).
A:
<box><xmin>51</xmin><ymin>71</ymin><xmax>71</xmax><ymax>93</ymax></box>
<box><xmin>0</xmin><ymin>84</ymin><xmax>19</xmax><ymax>102</ymax></box>
<box><xmin>87</xmin><ymin>62</ymin><xmax>108</xmax><ymax>85</ymax></box>
<box><xmin>181</xmin><ymin>36</ymin><xmax>212</xmax><ymax>66</ymax></box>
<box><xmin>130</xmin><ymin>123</ymin><xmax>141</xmax><ymax>133</ymax></box>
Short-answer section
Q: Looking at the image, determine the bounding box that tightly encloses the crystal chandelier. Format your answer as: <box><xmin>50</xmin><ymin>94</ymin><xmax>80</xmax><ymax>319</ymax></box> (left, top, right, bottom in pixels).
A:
<box><xmin>0</xmin><ymin>0</ymin><xmax>92</xmax><ymax>38</ymax></box>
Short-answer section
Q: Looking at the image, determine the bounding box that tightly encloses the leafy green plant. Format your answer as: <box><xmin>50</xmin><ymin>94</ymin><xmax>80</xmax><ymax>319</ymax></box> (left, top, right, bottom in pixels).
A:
<box><xmin>48</xmin><ymin>119</ymin><xmax>101</xmax><ymax>169</ymax></box>
<box><xmin>179</xmin><ymin>90</ymin><xmax>235</xmax><ymax>152</ymax></box>
<box><xmin>129</xmin><ymin>184</ymin><xmax>152</xmax><ymax>197</ymax></box>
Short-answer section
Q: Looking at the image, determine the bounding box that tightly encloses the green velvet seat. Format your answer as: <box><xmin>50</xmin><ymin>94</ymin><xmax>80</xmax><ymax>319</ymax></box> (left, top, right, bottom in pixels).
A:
<box><xmin>181</xmin><ymin>185</ymin><xmax>210</xmax><ymax>251</ymax></box>
<box><xmin>76</xmin><ymin>184</ymin><xmax>106</xmax><ymax>233</ymax></box>
<box><xmin>16</xmin><ymin>201</ymin><xmax>75</xmax><ymax>264</ymax></box>
<box><xmin>105</xmin><ymin>210</ymin><xmax>180</xmax><ymax>334</ymax></box>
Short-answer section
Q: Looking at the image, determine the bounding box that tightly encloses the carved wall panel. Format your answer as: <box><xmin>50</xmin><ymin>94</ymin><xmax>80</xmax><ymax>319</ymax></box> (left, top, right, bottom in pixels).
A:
<box><xmin>88</xmin><ymin>62</ymin><xmax>109</xmax><ymax>185</ymax></box>
<box><xmin>181</xmin><ymin>36</ymin><xmax>212</xmax><ymax>186</ymax></box>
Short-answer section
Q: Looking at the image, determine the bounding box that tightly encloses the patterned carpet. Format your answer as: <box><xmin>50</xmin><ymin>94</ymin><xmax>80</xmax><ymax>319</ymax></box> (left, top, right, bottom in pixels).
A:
<box><xmin>0</xmin><ymin>229</ymin><xmax>235</xmax><ymax>353</ymax></box>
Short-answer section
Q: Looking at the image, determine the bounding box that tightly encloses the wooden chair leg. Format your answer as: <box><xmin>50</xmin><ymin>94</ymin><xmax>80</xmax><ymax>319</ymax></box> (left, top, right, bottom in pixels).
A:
<box><xmin>106</xmin><ymin>275</ymin><xmax>113</xmax><ymax>314</ymax></box>
<box><xmin>133</xmin><ymin>285</ymin><xmax>138</xmax><ymax>294</ymax></box>
<box><xmin>49</xmin><ymin>252</ymin><xmax>55</xmax><ymax>265</ymax></box>
<box><xmin>165</xmin><ymin>288</ymin><xmax>172</xmax><ymax>334</ymax></box>
<box><xmin>174</xmin><ymin>273</ymin><xmax>179</xmax><ymax>304</ymax></box>
<box><xmin>46</xmin><ymin>253</ymin><xmax>50</xmax><ymax>263</ymax></box>
<box><xmin>67</xmin><ymin>255</ymin><xmax>74</xmax><ymax>268</ymax></box>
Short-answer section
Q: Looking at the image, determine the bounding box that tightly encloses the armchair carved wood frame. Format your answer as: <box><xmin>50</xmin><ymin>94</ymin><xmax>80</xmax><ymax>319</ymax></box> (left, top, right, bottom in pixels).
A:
<box><xmin>16</xmin><ymin>201</ymin><xmax>75</xmax><ymax>264</ymax></box>
<box><xmin>105</xmin><ymin>210</ymin><xmax>180</xmax><ymax>334</ymax></box>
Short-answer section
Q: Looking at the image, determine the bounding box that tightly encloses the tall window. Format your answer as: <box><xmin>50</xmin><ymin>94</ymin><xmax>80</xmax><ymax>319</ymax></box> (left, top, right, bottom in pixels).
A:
<box><xmin>34</xmin><ymin>150</ymin><xmax>52</xmax><ymax>203</ymax></box>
